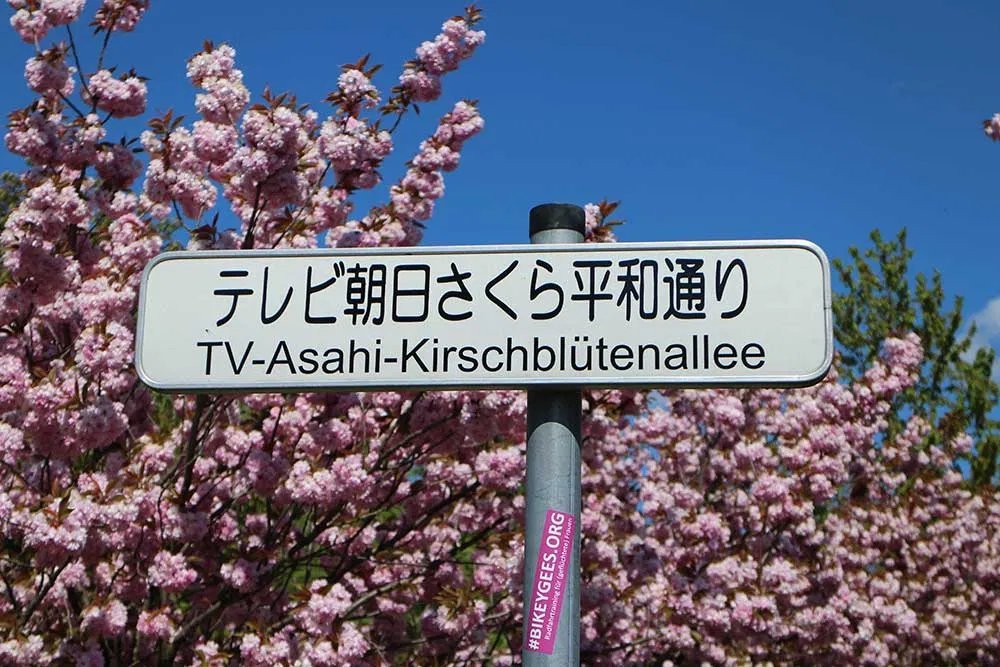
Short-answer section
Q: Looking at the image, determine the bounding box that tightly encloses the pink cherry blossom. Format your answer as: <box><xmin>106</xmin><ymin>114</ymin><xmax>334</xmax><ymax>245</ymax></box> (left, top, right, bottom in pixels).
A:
<box><xmin>148</xmin><ymin>551</ymin><xmax>198</xmax><ymax>592</ymax></box>
<box><xmin>10</xmin><ymin>7</ymin><xmax>51</xmax><ymax>43</ymax></box>
<box><xmin>5</xmin><ymin>107</ymin><xmax>61</xmax><ymax>165</ymax></box>
<box><xmin>985</xmin><ymin>112</ymin><xmax>1000</xmax><ymax>140</ymax></box>
<box><xmin>2</xmin><ymin>5</ymin><xmax>997</xmax><ymax>666</ymax></box>
<box><xmin>40</xmin><ymin>0</ymin><xmax>85</xmax><ymax>25</ymax></box>
<box><xmin>85</xmin><ymin>69</ymin><xmax>148</xmax><ymax>118</ymax></box>
<box><xmin>93</xmin><ymin>0</ymin><xmax>148</xmax><ymax>32</ymax></box>
<box><xmin>136</xmin><ymin>609</ymin><xmax>175</xmax><ymax>640</ymax></box>
<box><xmin>400</xmin><ymin>11</ymin><xmax>485</xmax><ymax>103</ymax></box>
<box><xmin>95</xmin><ymin>142</ymin><xmax>141</xmax><ymax>189</ymax></box>
<box><xmin>24</xmin><ymin>46</ymin><xmax>74</xmax><ymax>96</ymax></box>
<box><xmin>386</xmin><ymin>100</ymin><xmax>483</xmax><ymax>241</ymax></box>
<box><xmin>80</xmin><ymin>599</ymin><xmax>129</xmax><ymax>637</ymax></box>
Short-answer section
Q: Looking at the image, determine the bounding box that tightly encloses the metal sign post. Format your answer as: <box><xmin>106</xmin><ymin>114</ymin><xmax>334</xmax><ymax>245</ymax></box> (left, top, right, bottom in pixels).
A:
<box><xmin>523</xmin><ymin>205</ymin><xmax>584</xmax><ymax>664</ymax></box>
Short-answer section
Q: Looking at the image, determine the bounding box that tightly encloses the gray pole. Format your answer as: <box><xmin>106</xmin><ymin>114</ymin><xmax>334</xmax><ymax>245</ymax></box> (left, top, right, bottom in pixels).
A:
<box><xmin>523</xmin><ymin>204</ymin><xmax>584</xmax><ymax>666</ymax></box>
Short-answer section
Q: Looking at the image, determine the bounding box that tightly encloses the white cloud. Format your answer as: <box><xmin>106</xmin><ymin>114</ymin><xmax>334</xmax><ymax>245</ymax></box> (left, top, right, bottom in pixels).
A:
<box><xmin>967</xmin><ymin>296</ymin><xmax>1000</xmax><ymax>380</ymax></box>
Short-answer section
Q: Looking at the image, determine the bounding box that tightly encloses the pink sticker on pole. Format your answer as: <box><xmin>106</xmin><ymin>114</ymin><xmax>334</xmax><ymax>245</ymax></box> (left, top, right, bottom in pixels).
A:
<box><xmin>524</xmin><ymin>508</ymin><xmax>575</xmax><ymax>654</ymax></box>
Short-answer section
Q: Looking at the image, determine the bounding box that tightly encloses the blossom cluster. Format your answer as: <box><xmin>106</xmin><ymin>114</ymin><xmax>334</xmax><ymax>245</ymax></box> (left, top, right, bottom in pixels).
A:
<box><xmin>399</xmin><ymin>7</ymin><xmax>486</xmax><ymax>104</ymax></box>
<box><xmin>84</xmin><ymin>69</ymin><xmax>147</xmax><ymax>118</ymax></box>
<box><xmin>9</xmin><ymin>0</ymin><xmax>86</xmax><ymax>43</ymax></box>
<box><xmin>93</xmin><ymin>0</ymin><xmax>148</xmax><ymax>33</ymax></box>
<box><xmin>24</xmin><ymin>45</ymin><xmax>74</xmax><ymax>97</ymax></box>
<box><xmin>322</xmin><ymin>99</ymin><xmax>486</xmax><ymax>248</ymax></box>
<box><xmin>389</xmin><ymin>100</ymin><xmax>483</xmax><ymax>229</ymax></box>
<box><xmin>985</xmin><ymin>112</ymin><xmax>1000</xmax><ymax>141</ymax></box>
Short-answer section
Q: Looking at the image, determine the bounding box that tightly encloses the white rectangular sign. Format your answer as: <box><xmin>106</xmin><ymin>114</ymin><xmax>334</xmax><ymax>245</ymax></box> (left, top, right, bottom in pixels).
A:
<box><xmin>135</xmin><ymin>241</ymin><xmax>832</xmax><ymax>391</ymax></box>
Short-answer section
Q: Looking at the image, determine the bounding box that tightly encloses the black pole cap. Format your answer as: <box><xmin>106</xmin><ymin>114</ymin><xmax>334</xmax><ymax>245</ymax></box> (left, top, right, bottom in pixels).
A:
<box><xmin>529</xmin><ymin>203</ymin><xmax>586</xmax><ymax>236</ymax></box>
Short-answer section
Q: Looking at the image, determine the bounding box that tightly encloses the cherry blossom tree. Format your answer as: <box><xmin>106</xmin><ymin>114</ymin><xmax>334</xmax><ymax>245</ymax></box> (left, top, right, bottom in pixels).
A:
<box><xmin>0</xmin><ymin>3</ymin><xmax>997</xmax><ymax>665</ymax></box>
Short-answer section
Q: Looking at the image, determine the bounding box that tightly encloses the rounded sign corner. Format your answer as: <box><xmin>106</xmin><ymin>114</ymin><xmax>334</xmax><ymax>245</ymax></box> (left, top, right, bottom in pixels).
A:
<box><xmin>790</xmin><ymin>238</ymin><xmax>829</xmax><ymax>261</ymax></box>
<box><xmin>785</xmin><ymin>239</ymin><xmax>832</xmax><ymax>283</ymax></box>
<box><xmin>791</xmin><ymin>352</ymin><xmax>835</xmax><ymax>388</ymax></box>
<box><xmin>133</xmin><ymin>353</ymin><xmax>172</xmax><ymax>393</ymax></box>
<box><xmin>140</xmin><ymin>249</ymin><xmax>180</xmax><ymax>279</ymax></box>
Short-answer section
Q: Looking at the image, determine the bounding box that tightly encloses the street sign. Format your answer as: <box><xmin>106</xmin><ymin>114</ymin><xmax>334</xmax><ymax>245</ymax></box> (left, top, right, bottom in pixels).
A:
<box><xmin>135</xmin><ymin>240</ymin><xmax>832</xmax><ymax>392</ymax></box>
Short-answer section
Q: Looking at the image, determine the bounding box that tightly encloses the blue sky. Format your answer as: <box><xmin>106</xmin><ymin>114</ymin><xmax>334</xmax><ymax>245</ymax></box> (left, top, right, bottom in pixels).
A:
<box><xmin>2</xmin><ymin>1</ymin><xmax>1000</xmax><ymax>364</ymax></box>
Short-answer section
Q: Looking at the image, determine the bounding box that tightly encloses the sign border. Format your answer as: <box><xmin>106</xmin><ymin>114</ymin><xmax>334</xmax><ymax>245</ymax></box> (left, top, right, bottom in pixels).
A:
<box><xmin>135</xmin><ymin>239</ymin><xmax>833</xmax><ymax>393</ymax></box>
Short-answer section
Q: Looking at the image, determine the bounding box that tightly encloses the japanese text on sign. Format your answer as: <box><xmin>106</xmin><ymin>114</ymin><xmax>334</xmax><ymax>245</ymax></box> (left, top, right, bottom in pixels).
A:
<box><xmin>209</xmin><ymin>256</ymin><xmax>749</xmax><ymax>327</ymax></box>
